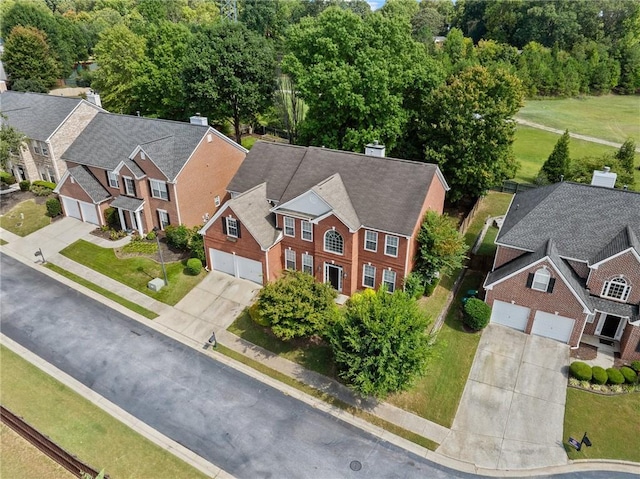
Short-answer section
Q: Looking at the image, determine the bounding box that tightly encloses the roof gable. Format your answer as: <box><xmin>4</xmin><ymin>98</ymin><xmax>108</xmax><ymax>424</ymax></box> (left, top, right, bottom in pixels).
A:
<box><xmin>55</xmin><ymin>166</ymin><xmax>111</xmax><ymax>203</ymax></box>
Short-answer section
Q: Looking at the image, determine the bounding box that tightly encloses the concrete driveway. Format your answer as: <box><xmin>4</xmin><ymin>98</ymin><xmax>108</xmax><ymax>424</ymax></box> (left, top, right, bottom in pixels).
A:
<box><xmin>438</xmin><ymin>324</ymin><xmax>570</xmax><ymax>470</ymax></box>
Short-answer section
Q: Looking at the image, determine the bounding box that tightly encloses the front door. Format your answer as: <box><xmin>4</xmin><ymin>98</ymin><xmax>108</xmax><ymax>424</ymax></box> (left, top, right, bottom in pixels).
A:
<box><xmin>325</xmin><ymin>263</ymin><xmax>342</xmax><ymax>292</ymax></box>
<box><xmin>600</xmin><ymin>314</ymin><xmax>622</xmax><ymax>339</ymax></box>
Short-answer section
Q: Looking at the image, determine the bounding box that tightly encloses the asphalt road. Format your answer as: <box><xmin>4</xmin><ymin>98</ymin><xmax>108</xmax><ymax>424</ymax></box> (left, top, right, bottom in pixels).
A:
<box><xmin>0</xmin><ymin>253</ymin><xmax>635</xmax><ymax>479</ymax></box>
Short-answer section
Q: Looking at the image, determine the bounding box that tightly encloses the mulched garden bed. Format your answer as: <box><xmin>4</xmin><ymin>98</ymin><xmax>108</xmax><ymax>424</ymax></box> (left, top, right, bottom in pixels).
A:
<box><xmin>570</xmin><ymin>342</ymin><xmax>598</xmax><ymax>360</ymax></box>
<box><xmin>90</xmin><ymin>228</ymin><xmax>190</xmax><ymax>263</ymax></box>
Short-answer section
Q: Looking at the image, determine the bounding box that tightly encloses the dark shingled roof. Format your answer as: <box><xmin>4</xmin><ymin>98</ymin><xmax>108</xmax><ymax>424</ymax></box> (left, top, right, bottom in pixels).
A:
<box><xmin>0</xmin><ymin>91</ymin><xmax>88</xmax><ymax>140</ymax></box>
<box><xmin>497</xmin><ymin>182</ymin><xmax>640</xmax><ymax>262</ymax></box>
<box><xmin>62</xmin><ymin>113</ymin><xmax>209</xmax><ymax>181</ymax></box>
<box><xmin>591</xmin><ymin>226</ymin><xmax>640</xmax><ymax>265</ymax></box>
<box><xmin>67</xmin><ymin>166</ymin><xmax>111</xmax><ymax>203</ymax></box>
<box><xmin>111</xmin><ymin>195</ymin><xmax>144</xmax><ymax>211</ymax></box>
<box><xmin>590</xmin><ymin>296</ymin><xmax>639</xmax><ymax>322</ymax></box>
<box><xmin>228</xmin><ymin>141</ymin><xmax>447</xmax><ymax>236</ymax></box>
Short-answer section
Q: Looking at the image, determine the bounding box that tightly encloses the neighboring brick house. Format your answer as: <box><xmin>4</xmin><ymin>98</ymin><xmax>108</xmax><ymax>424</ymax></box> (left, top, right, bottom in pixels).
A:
<box><xmin>0</xmin><ymin>90</ymin><xmax>102</xmax><ymax>183</ymax></box>
<box><xmin>200</xmin><ymin>141</ymin><xmax>449</xmax><ymax>295</ymax></box>
<box><xmin>54</xmin><ymin>113</ymin><xmax>246</xmax><ymax>233</ymax></box>
<box><xmin>484</xmin><ymin>182</ymin><xmax>640</xmax><ymax>361</ymax></box>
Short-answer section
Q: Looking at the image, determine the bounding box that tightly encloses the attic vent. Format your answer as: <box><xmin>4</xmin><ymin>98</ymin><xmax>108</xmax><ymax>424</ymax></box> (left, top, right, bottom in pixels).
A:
<box><xmin>140</xmin><ymin>151</ymin><xmax>146</xmax><ymax>160</ymax></box>
<box><xmin>207</xmin><ymin>133</ymin><xmax>213</xmax><ymax>143</ymax></box>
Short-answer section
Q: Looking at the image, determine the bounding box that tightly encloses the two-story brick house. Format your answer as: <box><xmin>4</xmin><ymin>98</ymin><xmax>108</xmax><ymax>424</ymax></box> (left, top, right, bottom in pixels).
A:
<box><xmin>200</xmin><ymin>141</ymin><xmax>449</xmax><ymax>295</ymax></box>
<box><xmin>54</xmin><ymin>113</ymin><xmax>247</xmax><ymax>233</ymax></box>
<box><xmin>0</xmin><ymin>91</ymin><xmax>103</xmax><ymax>183</ymax></box>
<box><xmin>483</xmin><ymin>181</ymin><xmax>640</xmax><ymax>361</ymax></box>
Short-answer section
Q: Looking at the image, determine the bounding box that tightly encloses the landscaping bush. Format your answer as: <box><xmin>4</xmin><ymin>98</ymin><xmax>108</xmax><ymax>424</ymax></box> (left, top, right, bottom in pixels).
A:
<box><xmin>569</xmin><ymin>361</ymin><xmax>592</xmax><ymax>381</ymax></box>
<box><xmin>19</xmin><ymin>180</ymin><xmax>31</xmax><ymax>191</ymax></box>
<box><xmin>31</xmin><ymin>185</ymin><xmax>53</xmax><ymax>196</ymax></box>
<box><xmin>606</xmin><ymin>367</ymin><xmax>625</xmax><ymax>385</ymax></box>
<box><xmin>165</xmin><ymin>225</ymin><xmax>190</xmax><ymax>250</ymax></box>
<box><xmin>185</xmin><ymin>258</ymin><xmax>202</xmax><ymax>275</ymax></box>
<box><xmin>104</xmin><ymin>207</ymin><xmax>120</xmax><ymax>230</ymax></box>
<box><xmin>462</xmin><ymin>298</ymin><xmax>491</xmax><ymax>331</ymax></box>
<box><xmin>620</xmin><ymin>366</ymin><xmax>638</xmax><ymax>384</ymax></box>
<box><xmin>0</xmin><ymin>171</ymin><xmax>16</xmax><ymax>184</ymax></box>
<box><xmin>248</xmin><ymin>301</ymin><xmax>270</xmax><ymax>327</ymax></box>
<box><xmin>591</xmin><ymin>366</ymin><xmax>608</xmax><ymax>385</ymax></box>
<box><xmin>403</xmin><ymin>272</ymin><xmax>424</xmax><ymax>299</ymax></box>
<box><xmin>189</xmin><ymin>227</ymin><xmax>206</xmax><ymax>263</ymax></box>
<box><xmin>631</xmin><ymin>361</ymin><xmax>640</xmax><ymax>373</ymax></box>
<box><xmin>45</xmin><ymin>198</ymin><xmax>62</xmax><ymax>217</ymax></box>
<box><xmin>32</xmin><ymin>180</ymin><xmax>56</xmax><ymax>190</ymax></box>
<box><xmin>424</xmin><ymin>276</ymin><xmax>440</xmax><ymax>296</ymax></box>
<box><xmin>146</xmin><ymin>231</ymin><xmax>156</xmax><ymax>240</ymax></box>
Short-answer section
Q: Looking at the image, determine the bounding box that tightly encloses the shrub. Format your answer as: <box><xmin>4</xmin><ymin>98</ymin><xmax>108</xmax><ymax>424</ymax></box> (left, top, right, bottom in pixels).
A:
<box><xmin>104</xmin><ymin>207</ymin><xmax>120</xmax><ymax>230</ymax></box>
<box><xmin>620</xmin><ymin>366</ymin><xmax>637</xmax><ymax>384</ymax></box>
<box><xmin>403</xmin><ymin>272</ymin><xmax>424</xmax><ymax>299</ymax></box>
<box><xmin>19</xmin><ymin>180</ymin><xmax>31</xmax><ymax>191</ymax></box>
<box><xmin>424</xmin><ymin>277</ymin><xmax>440</xmax><ymax>296</ymax></box>
<box><xmin>185</xmin><ymin>258</ymin><xmax>202</xmax><ymax>275</ymax></box>
<box><xmin>0</xmin><ymin>171</ymin><xmax>16</xmax><ymax>184</ymax></box>
<box><xmin>462</xmin><ymin>298</ymin><xmax>491</xmax><ymax>331</ymax></box>
<box><xmin>45</xmin><ymin>198</ymin><xmax>61</xmax><ymax>217</ymax></box>
<box><xmin>248</xmin><ymin>302</ymin><xmax>270</xmax><ymax>327</ymax></box>
<box><xmin>606</xmin><ymin>367</ymin><xmax>625</xmax><ymax>385</ymax></box>
<box><xmin>32</xmin><ymin>180</ymin><xmax>56</xmax><ymax>190</ymax></box>
<box><xmin>109</xmin><ymin>229</ymin><xmax>126</xmax><ymax>240</ymax></box>
<box><xmin>569</xmin><ymin>361</ymin><xmax>592</xmax><ymax>381</ymax></box>
<box><xmin>146</xmin><ymin>231</ymin><xmax>156</xmax><ymax>241</ymax></box>
<box><xmin>31</xmin><ymin>185</ymin><xmax>53</xmax><ymax>196</ymax></box>
<box><xmin>631</xmin><ymin>360</ymin><xmax>640</xmax><ymax>373</ymax></box>
<box><xmin>165</xmin><ymin>225</ymin><xmax>190</xmax><ymax>250</ymax></box>
<box><xmin>591</xmin><ymin>366</ymin><xmax>608</xmax><ymax>385</ymax></box>
<box><xmin>189</xmin><ymin>227</ymin><xmax>206</xmax><ymax>263</ymax></box>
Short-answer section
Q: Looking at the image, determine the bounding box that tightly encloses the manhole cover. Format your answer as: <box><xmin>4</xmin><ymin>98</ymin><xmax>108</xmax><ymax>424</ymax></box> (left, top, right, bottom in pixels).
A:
<box><xmin>349</xmin><ymin>460</ymin><xmax>362</xmax><ymax>471</ymax></box>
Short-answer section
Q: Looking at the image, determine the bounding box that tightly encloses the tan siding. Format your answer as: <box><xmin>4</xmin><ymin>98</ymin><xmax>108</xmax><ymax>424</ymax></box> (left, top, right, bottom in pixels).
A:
<box><xmin>51</xmin><ymin>102</ymin><xmax>100</xmax><ymax>179</ymax></box>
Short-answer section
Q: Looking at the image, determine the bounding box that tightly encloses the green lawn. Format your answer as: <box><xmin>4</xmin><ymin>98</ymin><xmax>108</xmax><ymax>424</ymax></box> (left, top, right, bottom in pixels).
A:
<box><xmin>241</xmin><ymin>136</ymin><xmax>257</xmax><ymax>149</ymax></box>
<box><xmin>564</xmin><ymin>387</ymin><xmax>640</xmax><ymax>462</ymax></box>
<box><xmin>476</xmin><ymin>225</ymin><xmax>499</xmax><ymax>257</ymax></box>
<box><xmin>517</xmin><ymin>95</ymin><xmax>640</xmax><ymax>144</ymax></box>
<box><xmin>0</xmin><ymin>199</ymin><xmax>51</xmax><ymax>236</ymax></box>
<box><xmin>0</xmin><ymin>238</ymin><xmax>7</xmax><ymax>245</ymax></box>
<box><xmin>45</xmin><ymin>263</ymin><xmax>158</xmax><ymax>319</ymax></box>
<box><xmin>512</xmin><ymin>126</ymin><xmax>638</xmax><ymax>185</ymax></box>
<box><xmin>59</xmin><ymin>240</ymin><xmax>205</xmax><ymax>305</ymax></box>
<box><xmin>0</xmin><ymin>346</ymin><xmax>211</xmax><ymax>479</ymax></box>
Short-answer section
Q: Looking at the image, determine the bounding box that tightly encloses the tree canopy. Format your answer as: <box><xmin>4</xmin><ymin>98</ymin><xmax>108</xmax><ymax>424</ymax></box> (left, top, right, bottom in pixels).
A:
<box><xmin>540</xmin><ymin>130</ymin><xmax>571</xmax><ymax>183</ymax></box>
<box><xmin>0</xmin><ymin>118</ymin><xmax>27</xmax><ymax>170</ymax></box>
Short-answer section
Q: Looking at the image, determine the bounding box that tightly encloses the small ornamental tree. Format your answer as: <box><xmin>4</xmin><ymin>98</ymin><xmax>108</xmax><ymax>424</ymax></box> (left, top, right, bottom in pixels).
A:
<box><xmin>540</xmin><ymin>130</ymin><xmax>570</xmax><ymax>183</ymax></box>
<box><xmin>329</xmin><ymin>288</ymin><xmax>432</xmax><ymax>398</ymax></box>
<box><xmin>0</xmin><ymin>117</ymin><xmax>26</xmax><ymax>170</ymax></box>
<box><xmin>257</xmin><ymin>270</ymin><xmax>338</xmax><ymax>341</ymax></box>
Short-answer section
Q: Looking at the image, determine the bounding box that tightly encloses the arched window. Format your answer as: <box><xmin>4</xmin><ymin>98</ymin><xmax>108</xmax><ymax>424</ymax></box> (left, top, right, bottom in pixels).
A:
<box><xmin>324</xmin><ymin>230</ymin><xmax>344</xmax><ymax>254</ymax></box>
<box><xmin>603</xmin><ymin>277</ymin><xmax>631</xmax><ymax>301</ymax></box>
<box><xmin>531</xmin><ymin>268</ymin><xmax>551</xmax><ymax>291</ymax></box>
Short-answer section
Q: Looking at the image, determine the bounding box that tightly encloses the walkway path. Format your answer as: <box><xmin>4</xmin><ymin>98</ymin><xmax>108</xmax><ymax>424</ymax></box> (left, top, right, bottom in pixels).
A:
<box><xmin>515</xmin><ymin>118</ymin><xmax>640</xmax><ymax>152</ymax></box>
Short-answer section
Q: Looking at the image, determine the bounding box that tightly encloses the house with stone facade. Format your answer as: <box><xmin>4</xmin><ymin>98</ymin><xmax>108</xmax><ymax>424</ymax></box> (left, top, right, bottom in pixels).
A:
<box><xmin>199</xmin><ymin>141</ymin><xmax>449</xmax><ymax>296</ymax></box>
<box><xmin>54</xmin><ymin>113</ymin><xmax>246</xmax><ymax>233</ymax></box>
<box><xmin>484</xmin><ymin>181</ymin><xmax>640</xmax><ymax>362</ymax></box>
<box><xmin>0</xmin><ymin>90</ymin><xmax>103</xmax><ymax>183</ymax></box>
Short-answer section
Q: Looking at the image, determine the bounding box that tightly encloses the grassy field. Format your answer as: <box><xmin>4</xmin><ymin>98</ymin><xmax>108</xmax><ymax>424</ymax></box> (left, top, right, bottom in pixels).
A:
<box><xmin>517</xmin><ymin>95</ymin><xmax>640</xmax><ymax>144</ymax></box>
<box><xmin>0</xmin><ymin>199</ymin><xmax>50</xmax><ymax>236</ymax></box>
<box><xmin>563</xmin><ymin>388</ymin><xmax>640</xmax><ymax>462</ymax></box>
<box><xmin>60</xmin><ymin>240</ymin><xmax>205</xmax><ymax>305</ymax></box>
<box><xmin>512</xmin><ymin>126</ymin><xmax>638</xmax><ymax>184</ymax></box>
<box><xmin>0</xmin><ymin>346</ymin><xmax>211</xmax><ymax>479</ymax></box>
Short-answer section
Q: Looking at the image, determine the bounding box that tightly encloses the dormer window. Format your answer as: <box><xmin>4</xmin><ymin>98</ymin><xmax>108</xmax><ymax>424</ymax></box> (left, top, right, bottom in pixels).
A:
<box><xmin>602</xmin><ymin>277</ymin><xmax>630</xmax><ymax>302</ymax></box>
<box><xmin>107</xmin><ymin>171</ymin><xmax>119</xmax><ymax>188</ymax></box>
<box><xmin>324</xmin><ymin>229</ymin><xmax>343</xmax><ymax>255</ymax></box>
<box><xmin>532</xmin><ymin>268</ymin><xmax>551</xmax><ymax>291</ymax></box>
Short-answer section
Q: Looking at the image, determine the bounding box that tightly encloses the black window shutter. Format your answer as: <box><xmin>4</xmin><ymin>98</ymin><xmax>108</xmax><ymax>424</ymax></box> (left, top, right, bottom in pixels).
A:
<box><xmin>222</xmin><ymin>218</ymin><xmax>227</xmax><ymax>235</ymax></box>
<box><xmin>526</xmin><ymin>273</ymin><xmax>534</xmax><ymax>288</ymax></box>
<box><xmin>547</xmin><ymin>278</ymin><xmax>556</xmax><ymax>293</ymax></box>
<box><xmin>237</xmin><ymin>221</ymin><xmax>242</xmax><ymax>238</ymax></box>
<box><xmin>165</xmin><ymin>184</ymin><xmax>170</xmax><ymax>202</ymax></box>
<box><xmin>105</xmin><ymin>171</ymin><xmax>110</xmax><ymax>186</ymax></box>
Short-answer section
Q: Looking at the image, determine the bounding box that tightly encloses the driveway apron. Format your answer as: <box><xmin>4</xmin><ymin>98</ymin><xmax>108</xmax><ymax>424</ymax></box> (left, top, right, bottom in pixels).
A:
<box><xmin>438</xmin><ymin>324</ymin><xmax>570</xmax><ymax>470</ymax></box>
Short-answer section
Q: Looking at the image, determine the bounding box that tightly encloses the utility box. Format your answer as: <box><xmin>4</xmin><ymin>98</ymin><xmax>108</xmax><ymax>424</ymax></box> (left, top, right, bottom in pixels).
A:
<box><xmin>148</xmin><ymin>278</ymin><xmax>165</xmax><ymax>292</ymax></box>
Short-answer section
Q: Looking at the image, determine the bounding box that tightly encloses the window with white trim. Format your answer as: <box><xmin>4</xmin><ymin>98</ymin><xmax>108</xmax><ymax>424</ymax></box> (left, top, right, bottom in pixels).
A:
<box><xmin>382</xmin><ymin>269</ymin><xmax>396</xmax><ymax>292</ymax></box>
<box><xmin>284</xmin><ymin>216</ymin><xmax>295</xmax><ymax>237</ymax></box>
<box><xmin>602</xmin><ymin>277</ymin><xmax>631</xmax><ymax>301</ymax></box>
<box><xmin>226</xmin><ymin>217</ymin><xmax>238</xmax><ymax>238</ymax></box>
<box><xmin>363</xmin><ymin>264</ymin><xmax>376</xmax><ymax>288</ymax></box>
<box><xmin>40</xmin><ymin>142</ymin><xmax>49</xmax><ymax>156</ymax></box>
<box><xmin>302</xmin><ymin>220</ymin><xmax>313</xmax><ymax>241</ymax></box>
<box><xmin>32</xmin><ymin>140</ymin><xmax>41</xmax><ymax>155</ymax></box>
<box><xmin>532</xmin><ymin>268</ymin><xmax>551</xmax><ymax>292</ymax></box>
<box><xmin>285</xmin><ymin>249</ymin><xmax>296</xmax><ymax>270</ymax></box>
<box><xmin>150</xmin><ymin>179</ymin><xmax>169</xmax><ymax>200</ymax></box>
<box><xmin>324</xmin><ymin>229</ymin><xmax>344</xmax><ymax>254</ymax></box>
<box><xmin>158</xmin><ymin>210</ymin><xmax>170</xmax><ymax>229</ymax></box>
<box><xmin>108</xmin><ymin>171</ymin><xmax>119</xmax><ymax>188</ymax></box>
<box><xmin>365</xmin><ymin>231</ymin><xmax>378</xmax><ymax>252</ymax></box>
<box><xmin>123</xmin><ymin>177</ymin><xmax>135</xmax><ymax>196</ymax></box>
<box><xmin>385</xmin><ymin>235</ymin><xmax>399</xmax><ymax>257</ymax></box>
<box><xmin>302</xmin><ymin>253</ymin><xmax>313</xmax><ymax>275</ymax></box>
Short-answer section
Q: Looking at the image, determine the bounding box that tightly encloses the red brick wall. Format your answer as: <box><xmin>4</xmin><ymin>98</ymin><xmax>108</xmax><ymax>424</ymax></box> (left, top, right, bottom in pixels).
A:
<box><xmin>620</xmin><ymin>325</ymin><xmax>640</xmax><ymax>362</ymax></box>
<box><xmin>57</xmin><ymin>175</ymin><xmax>93</xmax><ymax>203</ymax></box>
<box><xmin>494</xmin><ymin>245</ymin><xmax>527</xmax><ymax>268</ymax></box>
<box><xmin>566</xmin><ymin>260</ymin><xmax>589</xmax><ymax>279</ymax></box>
<box><xmin>587</xmin><ymin>251</ymin><xmax>640</xmax><ymax>304</ymax></box>
<box><xmin>357</xmin><ymin>230</ymin><xmax>407</xmax><ymax>292</ymax></box>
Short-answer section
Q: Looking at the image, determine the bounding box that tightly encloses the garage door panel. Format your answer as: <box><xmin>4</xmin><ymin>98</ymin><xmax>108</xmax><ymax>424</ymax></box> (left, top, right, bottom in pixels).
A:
<box><xmin>211</xmin><ymin>249</ymin><xmax>235</xmax><ymax>276</ymax></box>
<box><xmin>236</xmin><ymin>256</ymin><xmax>262</xmax><ymax>284</ymax></box>
<box><xmin>61</xmin><ymin>196</ymin><xmax>81</xmax><ymax>220</ymax></box>
<box><xmin>490</xmin><ymin>300</ymin><xmax>530</xmax><ymax>331</ymax></box>
<box><xmin>79</xmin><ymin>201</ymin><xmax>99</xmax><ymax>225</ymax></box>
<box><xmin>532</xmin><ymin>311</ymin><xmax>574</xmax><ymax>343</ymax></box>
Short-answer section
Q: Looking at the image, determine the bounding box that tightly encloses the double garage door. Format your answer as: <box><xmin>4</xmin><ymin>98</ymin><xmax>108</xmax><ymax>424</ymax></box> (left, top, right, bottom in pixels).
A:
<box><xmin>490</xmin><ymin>300</ymin><xmax>574</xmax><ymax>343</ymax></box>
<box><xmin>61</xmin><ymin>196</ymin><xmax>100</xmax><ymax>225</ymax></box>
<box><xmin>210</xmin><ymin>249</ymin><xmax>263</xmax><ymax>284</ymax></box>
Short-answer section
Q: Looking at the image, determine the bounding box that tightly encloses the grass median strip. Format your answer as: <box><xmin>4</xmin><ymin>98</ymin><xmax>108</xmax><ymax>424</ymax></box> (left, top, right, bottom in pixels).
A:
<box><xmin>214</xmin><ymin>344</ymin><xmax>439</xmax><ymax>452</ymax></box>
<box><xmin>45</xmin><ymin>263</ymin><xmax>158</xmax><ymax>319</ymax></box>
<box><xmin>0</xmin><ymin>345</ymin><xmax>211</xmax><ymax>479</ymax></box>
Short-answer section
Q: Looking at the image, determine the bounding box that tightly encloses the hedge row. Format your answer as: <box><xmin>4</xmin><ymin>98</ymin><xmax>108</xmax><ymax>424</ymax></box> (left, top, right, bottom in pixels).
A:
<box><xmin>569</xmin><ymin>361</ymin><xmax>638</xmax><ymax>386</ymax></box>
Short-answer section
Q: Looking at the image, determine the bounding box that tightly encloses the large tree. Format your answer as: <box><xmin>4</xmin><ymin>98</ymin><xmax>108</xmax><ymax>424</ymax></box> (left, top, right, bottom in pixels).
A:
<box><xmin>0</xmin><ymin>117</ymin><xmax>26</xmax><ymax>171</ymax></box>
<box><xmin>183</xmin><ymin>22</ymin><xmax>276</xmax><ymax>144</ymax></box>
<box><xmin>540</xmin><ymin>130</ymin><xmax>571</xmax><ymax>183</ymax></box>
<box><xmin>329</xmin><ymin>288</ymin><xmax>432</xmax><ymax>398</ymax></box>
<box><xmin>421</xmin><ymin>65</ymin><xmax>524</xmax><ymax>202</ymax></box>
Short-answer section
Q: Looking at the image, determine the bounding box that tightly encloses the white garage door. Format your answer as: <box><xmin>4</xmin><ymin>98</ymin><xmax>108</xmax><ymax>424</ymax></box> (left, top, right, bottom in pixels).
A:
<box><xmin>61</xmin><ymin>196</ymin><xmax>81</xmax><ymax>220</ymax></box>
<box><xmin>79</xmin><ymin>201</ymin><xmax>99</xmax><ymax>225</ymax></box>
<box><xmin>490</xmin><ymin>300</ymin><xmax>530</xmax><ymax>331</ymax></box>
<box><xmin>210</xmin><ymin>249</ymin><xmax>263</xmax><ymax>284</ymax></box>
<box><xmin>532</xmin><ymin>311</ymin><xmax>575</xmax><ymax>343</ymax></box>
